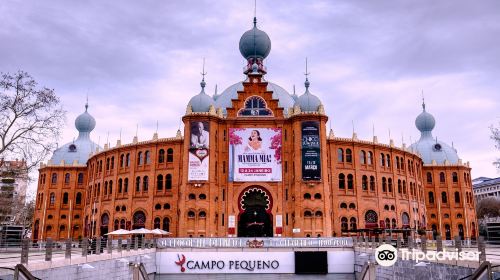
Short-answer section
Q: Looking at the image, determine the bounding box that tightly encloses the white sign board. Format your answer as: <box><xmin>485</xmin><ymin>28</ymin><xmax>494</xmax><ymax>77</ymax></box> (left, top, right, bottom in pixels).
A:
<box><xmin>157</xmin><ymin>252</ymin><xmax>294</xmax><ymax>274</ymax></box>
<box><xmin>328</xmin><ymin>251</ymin><xmax>355</xmax><ymax>273</ymax></box>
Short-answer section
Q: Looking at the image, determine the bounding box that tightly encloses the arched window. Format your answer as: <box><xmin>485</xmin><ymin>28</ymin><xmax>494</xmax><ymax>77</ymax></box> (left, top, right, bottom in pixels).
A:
<box><xmin>121</xmin><ymin>205</ymin><xmax>126</xmax><ymax>211</ymax></box>
<box><xmin>124</xmin><ymin>178</ymin><xmax>128</xmax><ymax>193</ymax></box>
<box><xmin>347</xmin><ymin>174</ymin><xmax>354</xmax><ymax>189</ymax></box>
<box><xmin>238</xmin><ymin>96</ymin><xmax>272</xmax><ymax>116</ymax></box>
<box><xmin>199</xmin><ymin>194</ymin><xmax>207</xmax><ymax>200</ymax></box>
<box><xmin>380</xmin><ymin>153</ymin><xmax>385</xmax><ymax>167</ymax></box>
<box><xmin>126</xmin><ymin>153</ymin><xmax>130</xmax><ymax>167</ymax></box>
<box><xmin>365</xmin><ymin>210</ymin><xmax>378</xmax><ymax>225</ymax></box>
<box><xmin>454</xmin><ymin>192</ymin><xmax>460</xmax><ymax>203</ymax></box>
<box><xmin>367</xmin><ymin>151</ymin><xmax>373</xmax><ymax>165</ymax></box>
<box><xmin>135</xmin><ymin>176</ymin><xmax>141</xmax><ymax>192</ymax></box>
<box><xmin>314</xmin><ymin>193</ymin><xmax>322</xmax><ymax>199</ymax></box>
<box><xmin>76</xmin><ymin>192</ymin><xmax>82</xmax><ymax>205</ymax></box>
<box><xmin>402</xmin><ymin>212</ymin><xmax>410</xmax><ymax>226</ymax></box>
<box><xmin>341</xmin><ymin>217</ymin><xmax>348</xmax><ymax>231</ymax></box>
<box><xmin>349</xmin><ymin>203</ymin><xmax>356</xmax><ymax>209</ymax></box>
<box><xmin>77</xmin><ymin>173</ymin><xmax>84</xmax><ymax>184</ymax></box>
<box><xmin>429</xmin><ymin>191</ymin><xmax>434</xmax><ymax>204</ymax></box>
<box><xmin>386</xmin><ymin>154</ymin><xmax>391</xmax><ymax>167</ymax></box>
<box><xmin>362</xmin><ymin>175</ymin><xmax>368</xmax><ymax>190</ymax></box>
<box><xmin>315</xmin><ymin>211</ymin><xmax>323</xmax><ymax>217</ymax></box>
<box><xmin>120</xmin><ymin>154</ymin><xmax>124</xmax><ymax>167</ymax></box>
<box><xmin>163</xmin><ymin>217</ymin><xmax>170</xmax><ymax>231</ymax></box>
<box><xmin>384</xmin><ymin>205</ymin><xmax>389</xmax><ymax>210</ymax></box>
<box><xmin>304</xmin><ymin>210</ymin><xmax>313</xmax><ymax>217</ymax></box>
<box><xmin>166</xmin><ymin>174</ymin><xmax>172</xmax><ymax>189</ymax></box>
<box><xmin>64</xmin><ymin>173</ymin><xmax>70</xmax><ymax>184</ymax></box>
<box><xmin>155</xmin><ymin>204</ymin><xmax>161</xmax><ymax>210</ymax></box>
<box><xmin>163</xmin><ymin>203</ymin><xmax>170</xmax><ymax>209</ymax></box>
<box><xmin>110</xmin><ymin>157</ymin><xmax>114</xmax><ymax>169</ymax></box>
<box><xmin>104</xmin><ymin>181</ymin><xmax>108</xmax><ymax>195</ymax></box>
<box><xmin>63</xmin><ymin>192</ymin><xmax>68</xmax><ymax>204</ymax></box>
<box><xmin>390</xmin><ymin>205</ymin><xmax>395</xmax><ymax>211</ymax></box>
<box><xmin>116</xmin><ymin>206</ymin><xmax>120</xmax><ymax>211</ymax></box>
<box><xmin>143</xmin><ymin>176</ymin><xmax>149</xmax><ymax>191</ymax></box>
<box><xmin>154</xmin><ymin>217</ymin><xmax>161</xmax><ymax>229</ymax></box>
<box><xmin>445</xmin><ymin>224</ymin><xmax>451</xmax><ymax>240</ymax></box>
<box><xmin>382</xmin><ymin>177</ymin><xmax>387</xmax><ymax>192</ymax></box>
<box><xmin>118</xmin><ymin>178</ymin><xmax>123</xmax><ymax>193</ymax></box>
<box><xmin>388</xmin><ymin>178</ymin><xmax>393</xmax><ymax>193</ymax></box>
<box><xmin>337</xmin><ymin>148</ymin><xmax>344</xmax><ymax>162</ymax></box>
<box><xmin>396</xmin><ymin>156</ymin><xmax>400</xmax><ymax>169</ymax></box>
<box><xmin>106</xmin><ymin>158</ymin><xmax>110</xmax><ymax>170</ymax></box>
<box><xmin>457</xmin><ymin>214</ymin><xmax>463</xmax><ymax>219</ymax></box>
<box><xmin>133</xmin><ymin>211</ymin><xmax>146</xmax><ymax>229</ymax></box>
<box><xmin>385</xmin><ymin>218</ymin><xmax>390</xmax><ymax>229</ymax></box>
<box><xmin>440</xmin><ymin>172</ymin><xmax>445</xmax><ymax>183</ymax></box>
<box><xmin>360</xmin><ymin>150</ymin><xmax>366</xmax><ymax>164</ymax></box>
<box><xmin>51</xmin><ymin>173</ymin><xmax>57</xmax><ymax>184</ymax></box>
<box><xmin>157</xmin><ymin>175</ymin><xmax>163</xmax><ymax>191</ymax></box>
<box><xmin>145</xmin><ymin>151</ymin><xmax>150</xmax><ymax>164</ymax></box>
<box><xmin>158</xmin><ymin>149</ymin><xmax>165</xmax><ymax>163</ymax></box>
<box><xmin>350</xmin><ymin>217</ymin><xmax>357</xmax><ymax>230</ymax></box>
<box><xmin>340</xmin><ymin>203</ymin><xmax>347</xmax><ymax>209</ymax></box>
<box><xmin>109</xmin><ymin>181</ymin><xmax>113</xmax><ymax>194</ymax></box>
<box><xmin>167</xmin><ymin>148</ymin><xmax>174</xmax><ymax>162</ymax></box>
<box><xmin>137</xmin><ymin>152</ymin><xmax>143</xmax><ymax>165</ymax></box>
<box><xmin>458</xmin><ymin>224</ymin><xmax>464</xmax><ymax>240</ymax></box>
<box><xmin>188</xmin><ymin>193</ymin><xmax>196</xmax><ymax>200</ymax></box>
<box><xmin>188</xmin><ymin>211</ymin><xmax>196</xmax><ymax>218</ymax></box>
<box><xmin>369</xmin><ymin>176</ymin><xmax>375</xmax><ymax>191</ymax></box>
<box><xmin>345</xmin><ymin>149</ymin><xmax>352</xmax><ymax>163</ymax></box>
<box><xmin>402</xmin><ymin>181</ymin><xmax>407</xmax><ymax>194</ymax></box>
<box><xmin>50</xmin><ymin>192</ymin><xmax>55</xmax><ymax>205</ymax></box>
<box><xmin>397</xmin><ymin>179</ymin><xmax>402</xmax><ymax>193</ymax></box>
<box><xmin>114</xmin><ymin>219</ymin><xmax>119</xmax><ymax>231</ymax></box>
<box><xmin>303</xmin><ymin>193</ymin><xmax>311</xmax><ymax>200</ymax></box>
<box><xmin>120</xmin><ymin>219</ymin><xmax>126</xmax><ymax>229</ymax></box>
<box><xmin>338</xmin><ymin>174</ymin><xmax>345</xmax><ymax>189</ymax></box>
<box><xmin>452</xmin><ymin>172</ymin><xmax>458</xmax><ymax>183</ymax></box>
<box><xmin>442</xmin><ymin>191</ymin><xmax>448</xmax><ymax>204</ymax></box>
<box><xmin>391</xmin><ymin>218</ymin><xmax>397</xmax><ymax>229</ymax></box>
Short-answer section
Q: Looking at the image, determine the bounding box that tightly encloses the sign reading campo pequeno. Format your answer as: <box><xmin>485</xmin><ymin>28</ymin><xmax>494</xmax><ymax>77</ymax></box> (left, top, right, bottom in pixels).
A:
<box><xmin>157</xmin><ymin>252</ymin><xmax>295</xmax><ymax>274</ymax></box>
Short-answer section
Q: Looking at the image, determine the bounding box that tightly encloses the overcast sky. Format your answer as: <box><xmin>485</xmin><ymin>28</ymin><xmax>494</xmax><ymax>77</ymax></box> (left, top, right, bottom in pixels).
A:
<box><xmin>1</xmin><ymin>0</ymin><xmax>499</xmax><ymax>186</ymax></box>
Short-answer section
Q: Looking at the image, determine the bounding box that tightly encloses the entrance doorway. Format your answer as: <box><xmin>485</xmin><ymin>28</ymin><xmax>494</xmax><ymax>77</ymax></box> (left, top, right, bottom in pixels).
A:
<box><xmin>237</xmin><ymin>187</ymin><xmax>273</xmax><ymax>237</ymax></box>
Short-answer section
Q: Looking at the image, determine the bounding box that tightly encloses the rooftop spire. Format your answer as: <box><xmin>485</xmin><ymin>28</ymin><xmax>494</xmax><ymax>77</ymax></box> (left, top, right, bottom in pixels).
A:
<box><xmin>200</xmin><ymin>58</ymin><xmax>207</xmax><ymax>89</ymax></box>
<box><xmin>85</xmin><ymin>94</ymin><xmax>89</xmax><ymax>111</ymax></box>
<box><xmin>421</xmin><ymin>90</ymin><xmax>426</xmax><ymax>111</ymax></box>
<box><xmin>304</xmin><ymin>57</ymin><xmax>311</xmax><ymax>90</ymax></box>
<box><xmin>253</xmin><ymin>0</ymin><xmax>257</xmax><ymax>27</ymax></box>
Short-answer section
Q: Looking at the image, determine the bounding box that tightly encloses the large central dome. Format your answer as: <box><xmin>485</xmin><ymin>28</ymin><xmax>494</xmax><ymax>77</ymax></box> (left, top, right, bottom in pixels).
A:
<box><xmin>239</xmin><ymin>18</ymin><xmax>271</xmax><ymax>60</ymax></box>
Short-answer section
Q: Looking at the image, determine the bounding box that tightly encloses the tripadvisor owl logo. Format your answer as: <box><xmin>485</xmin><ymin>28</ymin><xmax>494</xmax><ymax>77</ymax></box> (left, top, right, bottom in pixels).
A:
<box><xmin>375</xmin><ymin>244</ymin><xmax>398</xmax><ymax>267</ymax></box>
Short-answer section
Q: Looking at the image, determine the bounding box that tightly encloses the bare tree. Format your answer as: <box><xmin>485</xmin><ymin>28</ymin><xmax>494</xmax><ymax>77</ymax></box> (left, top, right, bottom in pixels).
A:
<box><xmin>491</xmin><ymin>122</ymin><xmax>500</xmax><ymax>170</ymax></box>
<box><xmin>0</xmin><ymin>71</ymin><xmax>65</xmax><ymax>175</ymax></box>
<box><xmin>476</xmin><ymin>197</ymin><xmax>500</xmax><ymax>219</ymax></box>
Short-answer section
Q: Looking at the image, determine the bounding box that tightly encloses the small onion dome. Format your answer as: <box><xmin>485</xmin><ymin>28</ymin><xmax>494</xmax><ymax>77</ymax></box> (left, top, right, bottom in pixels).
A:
<box><xmin>415</xmin><ymin>103</ymin><xmax>435</xmax><ymax>132</ymax></box>
<box><xmin>294</xmin><ymin>79</ymin><xmax>321</xmax><ymax>112</ymax></box>
<box><xmin>239</xmin><ymin>18</ymin><xmax>271</xmax><ymax>60</ymax></box>
<box><xmin>75</xmin><ymin>104</ymin><xmax>96</xmax><ymax>133</ymax></box>
<box><xmin>188</xmin><ymin>79</ymin><xmax>215</xmax><ymax>112</ymax></box>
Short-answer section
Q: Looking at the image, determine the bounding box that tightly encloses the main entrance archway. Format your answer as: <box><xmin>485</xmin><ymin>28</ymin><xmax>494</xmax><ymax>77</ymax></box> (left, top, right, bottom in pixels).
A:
<box><xmin>237</xmin><ymin>186</ymin><xmax>273</xmax><ymax>237</ymax></box>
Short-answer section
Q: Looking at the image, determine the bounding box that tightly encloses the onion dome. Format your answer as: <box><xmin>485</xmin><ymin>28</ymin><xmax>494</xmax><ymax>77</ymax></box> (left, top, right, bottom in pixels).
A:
<box><xmin>239</xmin><ymin>17</ymin><xmax>271</xmax><ymax>60</ymax></box>
<box><xmin>187</xmin><ymin>78</ymin><xmax>215</xmax><ymax>113</ymax></box>
<box><xmin>409</xmin><ymin>101</ymin><xmax>459</xmax><ymax>164</ymax></box>
<box><xmin>50</xmin><ymin>103</ymin><xmax>100</xmax><ymax>165</ymax></box>
<box><xmin>294</xmin><ymin>76</ymin><xmax>322</xmax><ymax>112</ymax></box>
<box><xmin>75</xmin><ymin>103</ymin><xmax>96</xmax><ymax>133</ymax></box>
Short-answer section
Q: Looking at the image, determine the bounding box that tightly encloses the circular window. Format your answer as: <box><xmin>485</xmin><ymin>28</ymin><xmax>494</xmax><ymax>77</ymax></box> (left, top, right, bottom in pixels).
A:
<box><xmin>433</xmin><ymin>143</ymin><xmax>442</xmax><ymax>151</ymax></box>
<box><xmin>68</xmin><ymin>144</ymin><xmax>77</xmax><ymax>152</ymax></box>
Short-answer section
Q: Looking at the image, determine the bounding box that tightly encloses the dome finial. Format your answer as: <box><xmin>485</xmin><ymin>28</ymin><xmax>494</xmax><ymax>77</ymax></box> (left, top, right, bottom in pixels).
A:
<box><xmin>85</xmin><ymin>94</ymin><xmax>89</xmax><ymax>111</ymax></box>
<box><xmin>253</xmin><ymin>0</ymin><xmax>257</xmax><ymax>27</ymax></box>
<box><xmin>200</xmin><ymin>57</ymin><xmax>207</xmax><ymax>89</ymax></box>
<box><xmin>421</xmin><ymin>90</ymin><xmax>426</xmax><ymax>111</ymax></box>
<box><xmin>304</xmin><ymin>57</ymin><xmax>311</xmax><ymax>89</ymax></box>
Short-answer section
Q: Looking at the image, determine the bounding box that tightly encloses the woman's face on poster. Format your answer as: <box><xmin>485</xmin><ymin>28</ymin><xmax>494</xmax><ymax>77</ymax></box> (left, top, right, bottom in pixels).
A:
<box><xmin>250</xmin><ymin>130</ymin><xmax>260</xmax><ymax>140</ymax></box>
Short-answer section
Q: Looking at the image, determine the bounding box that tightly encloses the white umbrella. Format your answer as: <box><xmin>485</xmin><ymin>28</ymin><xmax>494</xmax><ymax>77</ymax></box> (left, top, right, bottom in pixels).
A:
<box><xmin>129</xmin><ymin>228</ymin><xmax>152</xmax><ymax>234</ymax></box>
<box><xmin>105</xmin><ymin>229</ymin><xmax>131</xmax><ymax>235</ymax></box>
<box><xmin>151</xmin><ymin>228</ymin><xmax>170</xmax><ymax>235</ymax></box>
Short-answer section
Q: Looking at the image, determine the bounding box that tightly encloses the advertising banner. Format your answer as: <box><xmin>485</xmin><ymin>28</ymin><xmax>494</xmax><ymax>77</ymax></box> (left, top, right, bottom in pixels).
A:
<box><xmin>301</xmin><ymin>121</ymin><xmax>321</xmax><ymax>180</ymax></box>
<box><xmin>229</xmin><ymin>128</ymin><xmax>282</xmax><ymax>182</ymax></box>
<box><xmin>157</xmin><ymin>252</ymin><xmax>295</xmax><ymax>274</ymax></box>
<box><xmin>188</xmin><ymin>121</ymin><xmax>209</xmax><ymax>181</ymax></box>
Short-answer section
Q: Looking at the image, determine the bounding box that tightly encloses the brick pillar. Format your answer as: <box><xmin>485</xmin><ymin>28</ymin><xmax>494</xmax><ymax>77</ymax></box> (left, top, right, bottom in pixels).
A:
<box><xmin>82</xmin><ymin>238</ymin><xmax>88</xmax><ymax>257</ymax></box>
<box><xmin>421</xmin><ymin>235</ymin><xmax>427</xmax><ymax>253</ymax></box>
<box><xmin>45</xmin><ymin>238</ymin><xmax>53</xmax><ymax>261</ymax></box>
<box><xmin>65</xmin><ymin>239</ymin><xmax>72</xmax><ymax>259</ymax></box>
<box><xmin>21</xmin><ymin>239</ymin><xmax>29</xmax><ymax>264</ymax></box>
<box><xmin>436</xmin><ymin>235</ymin><xmax>443</xmax><ymax>252</ymax></box>
<box><xmin>96</xmin><ymin>237</ymin><xmax>101</xmax><ymax>255</ymax></box>
<box><xmin>107</xmin><ymin>238</ymin><xmax>112</xmax><ymax>254</ymax></box>
<box><xmin>454</xmin><ymin>236</ymin><xmax>462</xmax><ymax>253</ymax></box>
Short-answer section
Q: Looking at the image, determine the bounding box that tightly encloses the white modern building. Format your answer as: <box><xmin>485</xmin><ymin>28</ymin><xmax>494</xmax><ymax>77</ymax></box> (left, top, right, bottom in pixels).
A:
<box><xmin>473</xmin><ymin>177</ymin><xmax>500</xmax><ymax>201</ymax></box>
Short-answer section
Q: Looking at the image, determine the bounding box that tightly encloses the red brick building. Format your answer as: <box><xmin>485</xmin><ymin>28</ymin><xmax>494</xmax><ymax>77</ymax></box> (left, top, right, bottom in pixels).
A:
<box><xmin>32</xmin><ymin>18</ymin><xmax>476</xmax><ymax>241</ymax></box>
